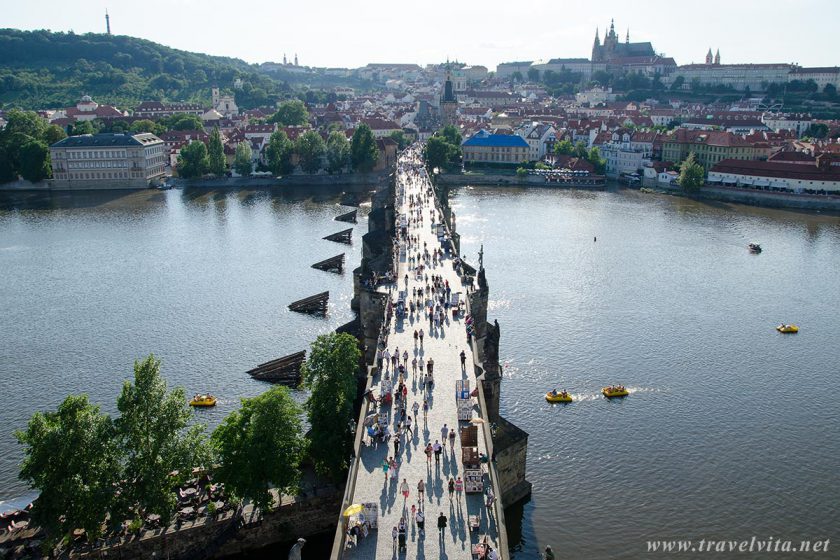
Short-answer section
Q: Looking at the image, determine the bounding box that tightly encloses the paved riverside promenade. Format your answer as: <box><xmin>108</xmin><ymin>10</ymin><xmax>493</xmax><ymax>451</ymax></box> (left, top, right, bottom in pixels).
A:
<box><xmin>341</xmin><ymin>150</ymin><xmax>500</xmax><ymax>559</ymax></box>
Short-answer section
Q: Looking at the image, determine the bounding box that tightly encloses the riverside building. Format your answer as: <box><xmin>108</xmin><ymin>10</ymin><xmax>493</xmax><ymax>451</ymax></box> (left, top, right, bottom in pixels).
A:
<box><xmin>49</xmin><ymin>133</ymin><xmax>166</xmax><ymax>189</ymax></box>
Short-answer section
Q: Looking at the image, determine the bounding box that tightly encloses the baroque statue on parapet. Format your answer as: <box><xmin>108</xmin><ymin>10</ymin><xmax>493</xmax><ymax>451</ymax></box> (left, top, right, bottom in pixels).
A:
<box><xmin>484</xmin><ymin>319</ymin><xmax>501</xmax><ymax>366</ymax></box>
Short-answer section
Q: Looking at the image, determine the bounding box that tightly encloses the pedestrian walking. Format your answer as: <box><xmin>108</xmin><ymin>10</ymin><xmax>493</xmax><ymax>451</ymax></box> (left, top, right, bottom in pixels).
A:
<box><xmin>455</xmin><ymin>476</ymin><xmax>463</xmax><ymax>496</ymax></box>
<box><xmin>406</xmin><ymin>415</ymin><xmax>414</xmax><ymax>435</ymax></box>
<box><xmin>423</xmin><ymin>399</ymin><xmax>429</xmax><ymax>420</ymax></box>
<box><xmin>400</xmin><ymin>478</ymin><xmax>410</xmax><ymax>501</ymax></box>
<box><xmin>382</xmin><ymin>457</ymin><xmax>390</xmax><ymax>480</ymax></box>
<box><xmin>415</xmin><ymin>509</ymin><xmax>425</xmax><ymax>536</ymax></box>
<box><xmin>392</xmin><ymin>525</ymin><xmax>398</xmax><ymax>552</ymax></box>
<box><xmin>448</xmin><ymin>428</ymin><xmax>456</xmax><ymax>452</ymax></box>
<box><xmin>448</xmin><ymin>478</ymin><xmax>455</xmax><ymax>501</ymax></box>
<box><xmin>437</xmin><ymin>512</ymin><xmax>447</xmax><ymax>537</ymax></box>
<box><xmin>433</xmin><ymin>440</ymin><xmax>442</xmax><ymax>463</ymax></box>
<box><xmin>377</xmin><ymin>348</ymin><xmax>383</xmax><ymax>372</ymax></box>
<box><xmin>413</xmin><ymin>329</ymin><xmax>419</xmax><ymax>345</ymax></box>
<box><xmin>425</xmin><ymin>443</ymin><xmax>433</xmax><ymax>464</ymax></box>
<box><xmin>419</xmin><ymin>328</ymin><xmax>424</xmax><ymax>345</ymax></box>
<box><xmin>460</xmin><ymin>349</ymin><xmax>466</xmax><ymax>370</ymax></box>
<box><xmin>383</xmin><ymin>349</ymin><xmax>391</xmax><ymax>372</ymax></box>
<box><xmin>403</xmin><ymin>350</ymin><xmax>408</xmax><ymax>365</ymax></box>
<box><xmin>394</xmin><ymin>436</ymin><xmax>400</xmax><ymax>456</ymax></box>
<box><xmin>441</xmin><ymin>424</ymin><xmax>448</xmax><ymax>443</ymax></box>
<box><xmin>390</xmin><ymin>457</ymin><xmax>398</xmax><ymax>480</ymax></box>
<box><xmin>411</xmin><ymin>356</ymin><xmax>417</xmax><ymax>375</ymax></box>
<box><xmin>412</xmin><ymin>401</ymin><xmax>420</xmax><ymax>418</ymax></box>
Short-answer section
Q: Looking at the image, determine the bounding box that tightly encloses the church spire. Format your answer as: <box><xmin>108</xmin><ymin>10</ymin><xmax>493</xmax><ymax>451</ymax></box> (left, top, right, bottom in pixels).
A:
<box><xmin>609</xmin><ymin>18</ymin><xmax>615</xmax><ymax>37</ymax></box>
<box><xmin>594</xmin><ymin>27</ymin><xmax>600</xmax><ymax>46</ymax></box>
<box><xmin>706</xmin><ymin>48</ymin><xmax>713</xmax><ymax>65</ymax></box>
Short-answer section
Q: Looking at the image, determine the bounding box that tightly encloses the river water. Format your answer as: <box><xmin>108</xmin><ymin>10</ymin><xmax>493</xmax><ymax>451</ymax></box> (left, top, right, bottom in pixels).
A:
<box><xmin>452</xmin><ymin>186</ymin><xmax>840</xmax><ymax>559</ymax></box>
<box><xmin>0</xmin><ymin>187</ymin><xmax>364</xmax><ymax>505</ymax></box>
<box><xmin>1</xmin><ymin>185</ymin><xmax>839</xmax><ymax>559</ymax></box>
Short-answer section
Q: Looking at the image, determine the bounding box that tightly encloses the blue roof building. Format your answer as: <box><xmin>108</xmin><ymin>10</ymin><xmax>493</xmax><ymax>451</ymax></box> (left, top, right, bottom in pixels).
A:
<box><xmin>462</xmin><ymin>130</ymin><xmax>529</xmax><ymax>166</ymax></box>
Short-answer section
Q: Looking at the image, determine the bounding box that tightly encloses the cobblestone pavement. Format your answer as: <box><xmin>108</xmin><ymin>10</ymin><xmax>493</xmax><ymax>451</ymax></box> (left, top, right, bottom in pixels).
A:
<box><xmin>342</xmin><ymin>152</ymin><xmax>499</xmax><ymax>559</ymax></box>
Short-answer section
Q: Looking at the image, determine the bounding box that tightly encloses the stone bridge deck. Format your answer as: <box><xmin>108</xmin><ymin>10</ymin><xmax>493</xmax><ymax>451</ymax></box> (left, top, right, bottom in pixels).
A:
<box><xmin>337</xmin><ymin>154</ymin><xmax>500</xmax><ymax>559</ymax></box>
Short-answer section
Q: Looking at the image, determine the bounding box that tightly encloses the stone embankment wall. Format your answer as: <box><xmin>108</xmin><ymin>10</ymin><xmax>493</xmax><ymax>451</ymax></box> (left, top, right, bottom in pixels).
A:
<box><xmin>641</xmin><ymin>180</ymin><xmax>840</xmax><ymax>212</ymax></box>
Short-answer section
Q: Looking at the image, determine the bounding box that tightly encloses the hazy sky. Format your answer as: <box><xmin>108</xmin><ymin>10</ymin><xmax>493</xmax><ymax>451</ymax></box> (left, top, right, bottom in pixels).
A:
<box><xmin>5</xmin><ymin>0</ymin><xmax>837</xmax><ymax>70</ymax></box>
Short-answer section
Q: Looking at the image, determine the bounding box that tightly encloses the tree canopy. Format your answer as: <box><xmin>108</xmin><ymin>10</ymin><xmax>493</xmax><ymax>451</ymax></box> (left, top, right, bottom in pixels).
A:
<box><xmin>0</xmin><ymin>109</ymin><xmax>56</xmax><ymax>184</ymax></box>
<box><xmin>266</xmin><ymin>130</ymin><xmax>295</xmax><ymax>175</ymax></box>
<box><xmin>302</xmin><ymin>333</ymin><xmax>361</xmax><ymax>481</ymax></box>
<box><xmin>177</xmin><ymin>140</ymin><xmax>209</xmax><ymax>178</ymax></box>
<box><xmin>350</xmin><ymin>123</ymin><xmax>379</xmax><ymax>172</ymax></box>
<box><xmin>211</xmin><ymin>386</ymin><xmax>305</xmax><ymax>511</ymax></box>
<box><xmin>16</xmin><ymin>395</ymin><xmax>121</xmax><ymax>545</ymax></box>
<box><xmin>269</xmin><ymin>99</ymin><xmax>310</xmax><ymax>126</ymax></box>
<box><xmin>295</xmin><ymin>130</ymin><xmax>325</xmax><ymax>174</ymax></box>
<box><xmin>325</xmin><ymin>130</ymin><xmax>350</xmax><ymax>173</ymax></box>
<box><xmin>678</xmin><ymin>152</ymin><xmax>705</xmax><ymax>192</ymax></box>
<box><xmin>424</xmin><ymin>126</ymin><xmax>462</xmax><ymax>172</ymax></box>
<box><xmin>115</xmin><ymin>355</ymin><xmax>210</xmax><ymax>524</ymax></box>
<box><xmin>207</xmin><ymin>127</ymin><xmax>226</xmax><ymax>175</ymax></box>
<box><xmin>233</xmin><ymin>141</ymin><xmax>253</xmax><ymax>176</ymax></box>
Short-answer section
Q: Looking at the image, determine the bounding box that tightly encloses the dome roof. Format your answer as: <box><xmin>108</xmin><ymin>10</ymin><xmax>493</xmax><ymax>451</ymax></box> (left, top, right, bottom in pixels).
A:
<box><xmin>80</xmin><ymin>95</ymin><xmax>93</xmax><ymax>102</ymax></box>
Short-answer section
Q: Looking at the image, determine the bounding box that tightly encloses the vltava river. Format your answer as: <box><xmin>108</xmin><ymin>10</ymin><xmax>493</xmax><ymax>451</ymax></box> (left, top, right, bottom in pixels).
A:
<box><xmin>2</xmin><ymin>185</ymin><xmax>839</xmax><ymax>559</ymax></box>
<box><xmin>0</xmin><ymin>187</ymin><xmax>364</xmax><ymax>504</ymax></box>
<box><xmin>452</xmin><ymin>186</ymin><xmax>840</xmax><ymax>559</ymax></box>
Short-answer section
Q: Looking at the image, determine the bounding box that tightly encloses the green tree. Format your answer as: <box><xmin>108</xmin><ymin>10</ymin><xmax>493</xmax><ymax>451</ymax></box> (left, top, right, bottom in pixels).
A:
<box><xmin>325</xmin><ymin>130</ymin><xmax>350</xmax><ymax>174</ymax></box>
<box><xmin>44</xmin><ymin>124</ymin><xmax>67</xmax><ymax>145</ymax></box>
<box><xmin>678</xmin><ymin>152</ymin><xmax>705</xmax><ymax>192</ymax></box>
<box><xmin>554</xmin><ymin>139</ymin><xmax>574</xmax><ymax>156</ymax></box>
<box><xmin>234</xmin><ymin>141</ymin><xmax>253</xmax><ymax>176</ymax></box>
<box><xmin>424</xmin><ymin>136</ymin><xmax>450</xmax><ymax>170</ymax></box>
<box><xmin>18</xmin><ymin>139</ymin><xmax>51</xmax><ymax>182</ymax></box>
<box><xmin>587</xmin><ymin>147</ymin><xmax>607</xmax><ymax>174</ymax></box>
<box><xmin>574</xmin><ymin>140</ymin><xmax>588</xmax><ymax>158</ymax></box>
<box><xmin>211</xmin><ymin>386</ymin><xmax>305</xmax><ymax>511</ymax></box>
<box><xmin>511</xmin><ymin>71</ymin><xmax>524</xmax><ymax>83</ymax></box>
<box><xmin>670</xmin><ymin>76</ymin><xmax>685</xmax><ymax>91</ymax></box>
<box><xmin>207</xmin><ymin>127</ymin><xmax>226</xmax><ymax>175</ymax></box>
<box><xmin>805</xmin><ymin>123</ymin><xmax>829</xmax><ymax>139</ymax></box>
<box><xmin>389</xmin><ymin>130</ymin><xmax>409</xmax><ymax>150</ymax></box>
<box><xmin>0</xmin><ymin>145</ymin><xmax>16</xmax><ymax>183</ymax></box>
<box><xmin>115</xmin><ymin>355</ymin><xmax>210</xmax><ymax>524</ymax></box>
<box><xmin>71</xmin><ymin>120</ymin><xmax>97</xmax><ymax>136</ymax></box>
<box><xmin>16</xmin><ymin>395</ymin><xmax>121</xmax><ymax>545</ymax></box>
<box><xmin>177</xmin><ymin>140</ymin><xmax>209</xmax><ymax>178</ymax></box>
<box><xmin>129</xmin><ymin>119</ymin><xmax>160</xmax><ymax>135</ymax></box>
<box><xmin>295</xmin><ymin>130</ymin><xmax>325</xmax><ymax>174</ymax></box>
<box><xmin>1</xmin><ymin>109</ymin><xmax>48</xmax><ymax>140</ymax></box>
<box><xmin>440</xmin><ymin>125</ymin><xmax>462</xmax><ymax>147</ymax></box>
<box><xmin>350</xmin><ymin>123</ymin><xmax>379</xmax><ymax>172</ymax></box>
<box><xmin>527</xmin><ymin>67</ymin><xmax>540</xmax><ymax>82</ymax></box>
<box><xmin>302</xmin><ymin>333</ymin><xmax>360</xmax><ymax>481</ymax></box>
<box><xmin>266</xmin><ymin>130</ymin><xmax>295</xmax><ymax>175</ymax></box>
<box><xmin>165</xmin><ymin>113</ymin><xmax>204</xmax><ymax>132</ymax></box>
<box><xmin>269</xmin><ymin>99</ymin><xmax>309</xmax><ymax>126</ymax></box>
<box><xmin>824</xmin><ymin>83</ymin><xmax>837</xmax><ymax>98</ymax></box>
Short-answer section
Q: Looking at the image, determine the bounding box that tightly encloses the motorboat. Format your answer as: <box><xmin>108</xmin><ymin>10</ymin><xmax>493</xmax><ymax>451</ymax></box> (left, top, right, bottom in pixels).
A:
<box><xmin>545</xmin><ymin>391</ymin><xmax>572</xmax><ymax>403</ymax></box>
<box><xmin>776</xmin><ymin>324</ymin><xmax>799</xmax><ymax>333</ymax></box>
<box><xmin>189</xmin><ymin>394</ymin><xmax>217</xmax><ymax>407</ymax></box>
<box><xmin>602</xmin><ymin>386</ymin><xmax>629</xmax><ymax>398</ymax></box>
<box><xmin>748</xmin><ymin>242</ymin><xmax>762</xmax><ymax>253</ymax></box>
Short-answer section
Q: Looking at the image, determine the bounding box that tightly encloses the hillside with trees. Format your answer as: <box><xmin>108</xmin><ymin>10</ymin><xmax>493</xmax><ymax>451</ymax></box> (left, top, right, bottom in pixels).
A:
<box><xmin>0</xmin><ymin>29</ymin><xmax>291</xmax><ymax>110</ymax></box>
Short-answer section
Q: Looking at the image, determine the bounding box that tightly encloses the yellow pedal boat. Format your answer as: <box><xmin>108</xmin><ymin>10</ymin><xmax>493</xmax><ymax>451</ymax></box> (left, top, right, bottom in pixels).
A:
<box><xmin>602</xmin><ymin>386</ymin><xmax>629</xmax><ymax>398</ymax></box>
<box><xmin>545</xmin><ymin>391</ymin><xmax>572</xmax><ymax>403</ymax></box>
<box><xmin>776</xmin><ymin>324</ymin><xmax>799</xmax><ymax>333</ymax></box>
<box><xmin>189</xmin><ymin>394</ymin><xmax>217</xmax><ymax>407</ymax></box>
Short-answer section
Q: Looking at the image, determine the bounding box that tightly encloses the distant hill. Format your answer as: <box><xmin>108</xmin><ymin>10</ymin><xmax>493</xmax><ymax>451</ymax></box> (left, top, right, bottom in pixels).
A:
<box><xmin>0</xmin><ymin>29</ymin><xmax>292</xmax><ymax>110</ymax></box>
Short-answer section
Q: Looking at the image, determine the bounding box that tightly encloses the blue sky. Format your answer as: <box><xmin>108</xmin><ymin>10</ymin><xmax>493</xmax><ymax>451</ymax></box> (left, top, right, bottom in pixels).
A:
<box><xmin>4</xmin><ymin>0</ymin><xmax>837</xmax><ymax>70</ymax></box>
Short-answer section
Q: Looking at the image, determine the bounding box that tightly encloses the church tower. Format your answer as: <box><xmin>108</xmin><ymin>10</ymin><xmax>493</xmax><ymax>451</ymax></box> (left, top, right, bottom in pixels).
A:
<box><xmin>706</xmin><ymin>48</ymin><xmax>713</xmax><ymax>65</ymax></box>
<box><xmin>105</xmin><ymin>10</ymin><xmax>111</xmax><ymax>35</ymax></box>
<box><xmin>439</xmin><ymin>72</ymin><xmax>458</xmax><ymax>127</ymax></box>
<box><xmin>592</xmin><ymin>28</ymin><xmax>601</xmax><ymax>62</ymax></box>
<box><xmin>714</xmin><ymin>49</ymin><xmax>721</xmax><ymax>65</ymax></box>
<box><xmin>294</xmin><ymin>53</ymin><xmax>298</xmax><ymax>66</ymax></box>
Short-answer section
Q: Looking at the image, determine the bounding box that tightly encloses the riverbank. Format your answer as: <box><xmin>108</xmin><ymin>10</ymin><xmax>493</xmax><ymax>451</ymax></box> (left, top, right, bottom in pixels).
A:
<box><xmin>0</xmin><ymin>171</ymin><xmax>389</xmax><ymax>192</ymax></box>
<box><xmin>438</xmin><ymin>171</ymin><xmax>604</xmax><ymax>188</ymax></box>
<box><xmin>640</xmin><ymin>180</ymin><xmax>840</xmax><ymax>213</ymax></box>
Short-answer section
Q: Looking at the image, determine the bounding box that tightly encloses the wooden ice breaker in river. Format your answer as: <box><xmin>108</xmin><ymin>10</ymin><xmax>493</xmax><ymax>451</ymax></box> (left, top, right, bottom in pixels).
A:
<box><xmin>288</xmin><ymin>291</ymin><xmax>329</xmax><ymax>316</ymax></box>
<box><xmin>311</xmin><ymin>253</ymin><xmax>345</xmax><ymax>274</ymax></box>
<box><xmin>247</xmin><ymin>351</ymin><xmax>306</xmax><ymax>384</ymax></box>
<box><xmin>323</xmin><ymin>228</ymin><xmax>353</xmax><ymax>244</ymax></box>
<box><xmin>334</xmin><ymin>209</ymin><xmax>357</xmax><ymax>224</ymax></box>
